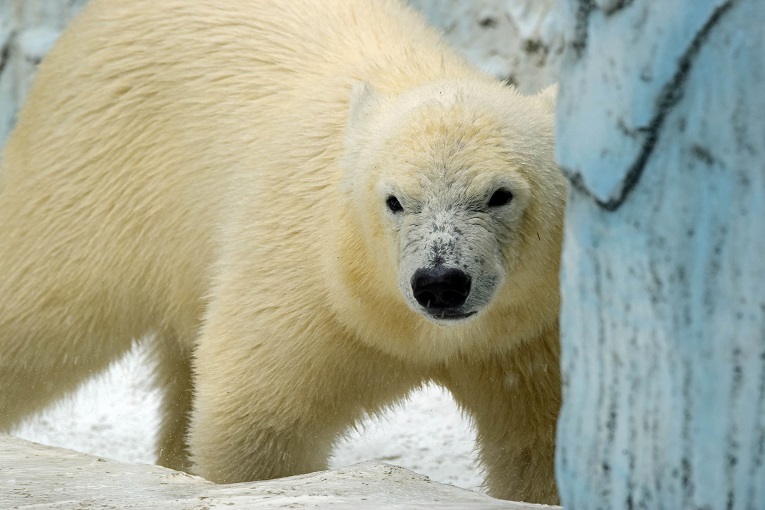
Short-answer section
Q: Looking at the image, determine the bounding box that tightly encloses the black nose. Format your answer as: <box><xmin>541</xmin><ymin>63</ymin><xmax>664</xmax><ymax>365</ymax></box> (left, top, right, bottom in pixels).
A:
<box><xmin>411</xmin><ymin>267</ymin><xmax>471</xmax><ymax>309</ymax></box>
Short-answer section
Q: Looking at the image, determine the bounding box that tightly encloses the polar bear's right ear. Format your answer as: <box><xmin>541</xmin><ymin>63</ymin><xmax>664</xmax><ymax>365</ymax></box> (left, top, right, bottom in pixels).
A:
<box><xmin>348</xmin><ymin>81</ymin><xmax>382</xmax><ymax>128</ymax></box>
<box><xmin>536</xmin><ymin>84</ymin><xmax>558</xmax><ymax>115</ymax></box>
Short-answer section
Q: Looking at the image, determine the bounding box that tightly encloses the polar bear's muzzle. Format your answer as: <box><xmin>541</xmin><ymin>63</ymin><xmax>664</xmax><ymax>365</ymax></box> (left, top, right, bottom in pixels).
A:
<box><xmin>397</xmin><ymin>207</ymin><xmax>504</xmax><ymax>324</ymax></box>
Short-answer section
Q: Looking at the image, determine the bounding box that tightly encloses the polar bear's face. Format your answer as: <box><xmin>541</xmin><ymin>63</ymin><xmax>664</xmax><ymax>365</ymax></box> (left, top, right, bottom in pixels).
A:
<box><xmin>344</xmin><ymin>81</ymin><xmax>559</xmax><ymax>327</ymax></box>
<box><xmin>379</xmin><ymin>161</ymin><xmax>531</xmax><ymax>325</ymax></box>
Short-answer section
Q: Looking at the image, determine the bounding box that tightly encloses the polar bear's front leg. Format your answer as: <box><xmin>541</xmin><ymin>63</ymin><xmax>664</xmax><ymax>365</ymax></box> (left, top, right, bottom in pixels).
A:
<box><xmin>439</xmin><ymin>329</ymin><xmax>561</xmax><ymax>504</ymax></box>
<box><xmin>187</xmin><ymin>302</ymin><xmax>421</xmax><ymax>484</ymax></box>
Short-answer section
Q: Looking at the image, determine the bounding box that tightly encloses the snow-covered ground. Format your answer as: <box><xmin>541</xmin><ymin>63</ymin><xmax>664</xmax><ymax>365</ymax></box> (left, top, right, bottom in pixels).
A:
<box><xmin>13</xmin><ymin>343</ymin><xmax>483</xmax><ymax>493</ymax></box>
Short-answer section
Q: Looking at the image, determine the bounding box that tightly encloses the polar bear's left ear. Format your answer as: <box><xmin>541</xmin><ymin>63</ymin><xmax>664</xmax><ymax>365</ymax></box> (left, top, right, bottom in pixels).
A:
<box><xmin>348</xmin><ymin>81</ymin><xmax>382</xmax><ymax>129</ymax></box>
<box><xmin>536</xmin><ymin>84</ymin><xmax>558</xmax><ymax>115</ymax></box>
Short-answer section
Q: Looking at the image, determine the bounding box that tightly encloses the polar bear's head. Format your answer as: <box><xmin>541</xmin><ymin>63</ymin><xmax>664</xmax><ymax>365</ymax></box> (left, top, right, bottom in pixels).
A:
<box><xmin>342</xmin><ymin>80</ymin><xmax>564</xmax><ymax>334</ymax></box>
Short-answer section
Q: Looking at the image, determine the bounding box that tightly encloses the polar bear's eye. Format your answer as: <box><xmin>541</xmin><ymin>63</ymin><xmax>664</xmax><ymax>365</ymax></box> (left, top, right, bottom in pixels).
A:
<box><xmin>488</xmin><ymin>188</ymin><xmax>513</xmax><ymax>207</ymax></box>
<box><xmin>386</xmin><ymin>195</ymin><xmax>404</xmax><ymax>213</ymax></box>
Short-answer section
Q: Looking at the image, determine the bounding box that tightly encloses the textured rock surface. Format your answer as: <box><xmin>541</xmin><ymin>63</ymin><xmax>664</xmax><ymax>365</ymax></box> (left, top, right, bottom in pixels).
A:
<box><xmin>410</xmin><ymin>0</ymin><xmax>563</xmax><ymax>93</ymax></box>
<box><xmin>0</xmin><ymin>437</ymin><xmax>557</xmax><ymax>509</ymax></box>
<box><xmin>556</xmin><ymin>0</ymin><xmax>765</xmax><ymax>508</ymax></box>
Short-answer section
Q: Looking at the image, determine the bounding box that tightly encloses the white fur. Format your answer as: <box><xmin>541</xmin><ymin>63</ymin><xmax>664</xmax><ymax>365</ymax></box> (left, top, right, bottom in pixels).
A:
<box><xmin>0</xmin><ymin>0</ymin><xmax>566</xmax><ymax>504</ymax></box>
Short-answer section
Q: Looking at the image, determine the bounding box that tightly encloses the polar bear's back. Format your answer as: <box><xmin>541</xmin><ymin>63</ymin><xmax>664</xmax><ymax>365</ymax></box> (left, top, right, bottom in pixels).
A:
<box><xmin>3</xmin><ymin>0</ymin><xmax>474</xmax><ymax>227</ymax></box>
<box><xmin>0</xmin><ymin>0</ymin><xmax>477</xmax><ymax>341</ymax></box>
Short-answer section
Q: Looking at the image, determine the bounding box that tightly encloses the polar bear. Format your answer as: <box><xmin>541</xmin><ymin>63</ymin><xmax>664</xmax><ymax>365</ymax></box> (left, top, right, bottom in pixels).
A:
<box><xmin>0</xmin><ymin>0</ymin><xmax>566</xmax><ymax>504</ymax></box>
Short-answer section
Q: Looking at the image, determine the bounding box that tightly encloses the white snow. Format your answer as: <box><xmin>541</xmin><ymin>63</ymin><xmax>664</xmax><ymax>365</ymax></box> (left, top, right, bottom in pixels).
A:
<box><xmin>12</xmin><ymin>342</ymin><xmax>483</xmax><ymax>493</ymax></box>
